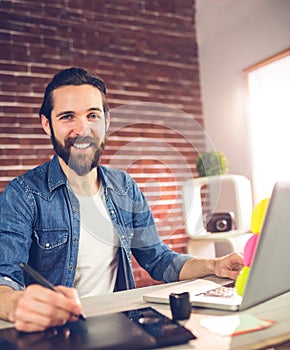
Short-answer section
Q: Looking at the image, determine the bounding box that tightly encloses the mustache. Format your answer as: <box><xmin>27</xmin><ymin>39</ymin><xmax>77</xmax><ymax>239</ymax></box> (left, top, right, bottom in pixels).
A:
<box><xmin>64</xmin><ymin>136</ymin><xmax>99</xmax><ymax>148</ymax></box>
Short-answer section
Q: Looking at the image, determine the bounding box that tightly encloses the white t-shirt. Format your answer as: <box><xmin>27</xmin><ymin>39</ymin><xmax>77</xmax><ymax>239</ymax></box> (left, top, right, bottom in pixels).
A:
<box><xmin>74</xmin><ymin>183</ymin><xmax>119</xmax><ymax>298</ymax></box>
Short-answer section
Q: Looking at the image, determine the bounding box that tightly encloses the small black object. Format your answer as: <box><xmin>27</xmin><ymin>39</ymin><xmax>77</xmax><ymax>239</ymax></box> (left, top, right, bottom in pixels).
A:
<box><xmin>206</xmin><ymin>212</ymin><xmax>235</xmax><ymax>232</ymax></box>
<box><xmin>169</xmin><ymin>292</ymin><xmax>191</xmax><ymax>320</ymax></box>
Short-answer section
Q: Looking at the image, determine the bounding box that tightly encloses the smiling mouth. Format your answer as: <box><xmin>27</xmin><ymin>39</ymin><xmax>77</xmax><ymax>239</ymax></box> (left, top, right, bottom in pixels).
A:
<box><xmin>73</xmin><ymin>143</ymin><xmax>91</xmax><ymax>150</ymax></box>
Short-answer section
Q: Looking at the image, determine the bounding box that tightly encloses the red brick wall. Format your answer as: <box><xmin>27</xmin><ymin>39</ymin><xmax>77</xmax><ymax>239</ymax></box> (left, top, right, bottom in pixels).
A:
<box><xmin>0</xmin><ymin>0</ymin><xmax>205</xmax><ymax>287</ymax></box>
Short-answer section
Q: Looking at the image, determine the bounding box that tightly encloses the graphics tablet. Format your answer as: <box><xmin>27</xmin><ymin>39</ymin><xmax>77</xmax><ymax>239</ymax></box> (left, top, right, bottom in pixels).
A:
<box><xmin>0</xmin><ymin>307</ymin><xmax>196</xmax><ymax>350</ymax></box>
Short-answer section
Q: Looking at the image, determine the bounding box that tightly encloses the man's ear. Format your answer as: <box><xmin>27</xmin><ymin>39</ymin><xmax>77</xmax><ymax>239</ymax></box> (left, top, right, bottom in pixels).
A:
<box><xmin>41</xmin><ymin>115</ymin><xmax>52</xmax><ymax>136</ymax></box>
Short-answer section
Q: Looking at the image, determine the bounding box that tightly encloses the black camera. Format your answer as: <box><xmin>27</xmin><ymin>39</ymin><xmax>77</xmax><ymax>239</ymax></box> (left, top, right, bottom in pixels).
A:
<box><xmin>206</xmin><ymin>212</ymin><xmax>235</xmax><ymax>233</ymax></box>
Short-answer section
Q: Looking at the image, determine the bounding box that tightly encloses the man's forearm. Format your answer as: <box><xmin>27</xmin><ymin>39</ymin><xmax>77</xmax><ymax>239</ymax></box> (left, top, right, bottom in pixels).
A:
<box><xmin>0</xmin><ymin>286</ymin><xmax>20</xmax><ymax>322</ymax></box>
<box><xmin>179</xmin><ymin>252</ymin><xmax>244</xmax><ymax>281</ymax></box>
<box><xmin>179</xmin><ymin>257</ymin><xmax>215</xmax><ymax>280</ymax></box>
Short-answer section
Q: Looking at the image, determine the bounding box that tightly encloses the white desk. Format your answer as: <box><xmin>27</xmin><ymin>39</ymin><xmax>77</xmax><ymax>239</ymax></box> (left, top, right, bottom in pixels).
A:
<box><xmin>1</xmin><ymin>280</ymin><xmax>290</xmax><ymax>349</ymax></box>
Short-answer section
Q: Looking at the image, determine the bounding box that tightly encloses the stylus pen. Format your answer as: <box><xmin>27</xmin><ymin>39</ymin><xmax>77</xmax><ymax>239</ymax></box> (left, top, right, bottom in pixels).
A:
<box><xmin>19</xmin><ymin>262</ymin><xmax>86</xmax><ymax>321</ymax></box>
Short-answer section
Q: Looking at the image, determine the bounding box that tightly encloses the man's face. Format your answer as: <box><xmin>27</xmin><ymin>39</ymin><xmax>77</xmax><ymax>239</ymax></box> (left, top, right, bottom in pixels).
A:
<box><xmin>47</xmin><ymin>84</ymin><xmax>109</xmax><ymax>176</ymax></box>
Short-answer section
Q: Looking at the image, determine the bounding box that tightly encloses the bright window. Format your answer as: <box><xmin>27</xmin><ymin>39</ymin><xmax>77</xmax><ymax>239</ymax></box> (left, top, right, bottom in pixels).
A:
<box><xmin>247</xmin><ymin>50</ymin><xmax>290</xmax><ymax>202</ymax></box>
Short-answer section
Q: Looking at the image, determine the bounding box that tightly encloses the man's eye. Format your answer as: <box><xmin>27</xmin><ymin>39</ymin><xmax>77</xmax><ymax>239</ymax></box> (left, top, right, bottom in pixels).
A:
<box><xmin>88</xmin><ymin>113</ymin><xmax>102</xmax><ymax>120</ymax></box>
<box><xmin>60</xmin><ymin>115</ymin><xmax>73</xmax><ymax>120</ymax></box>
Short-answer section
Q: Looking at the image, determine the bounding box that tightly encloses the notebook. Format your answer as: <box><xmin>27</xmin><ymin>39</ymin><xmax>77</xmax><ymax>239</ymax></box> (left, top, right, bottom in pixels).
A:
<box><xmin>0</xmin><ymin>307</ymin><xmax>195</xmax><ymax>350</ymax></box>
<box><xmin>144</xmin><ymin>181</ymin><xmax>290</xmax><ymax>311</ymax></box>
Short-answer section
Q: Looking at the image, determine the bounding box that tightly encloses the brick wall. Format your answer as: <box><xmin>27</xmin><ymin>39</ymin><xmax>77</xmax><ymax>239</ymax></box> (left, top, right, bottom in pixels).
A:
<box><xmin>0</xmin><ymin>0</ymin><xmax>205</xmax><ymax>287</ymax></box>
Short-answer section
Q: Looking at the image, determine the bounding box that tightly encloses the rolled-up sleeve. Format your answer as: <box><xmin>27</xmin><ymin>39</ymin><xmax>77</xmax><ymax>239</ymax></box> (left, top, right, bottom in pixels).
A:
<box><xmin>0</xmin><ymin>276</ymin><xmax>23</xmax><ymax>290</ymax></box>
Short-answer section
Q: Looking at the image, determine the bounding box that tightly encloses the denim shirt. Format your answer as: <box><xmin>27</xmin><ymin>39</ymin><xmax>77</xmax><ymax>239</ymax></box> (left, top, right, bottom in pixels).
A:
<box><xmin>0</xmin><ymin>155</ymin><xmax>191</xmax><ymax>292</ymax></box>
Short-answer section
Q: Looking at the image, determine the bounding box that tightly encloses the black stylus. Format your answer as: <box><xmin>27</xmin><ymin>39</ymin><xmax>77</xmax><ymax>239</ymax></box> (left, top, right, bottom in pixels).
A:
<box><xmin>19</xmin><ymin>262</ymin><xmax>86</xmax><ymax>321</ymax></box>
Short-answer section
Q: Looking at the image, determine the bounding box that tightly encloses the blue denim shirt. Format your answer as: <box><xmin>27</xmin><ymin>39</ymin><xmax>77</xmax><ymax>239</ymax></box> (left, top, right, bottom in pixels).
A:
<box><xmin>0</xmin><ymin>155</ymin><xmax>191</xmax><ymax>292</ymax></box>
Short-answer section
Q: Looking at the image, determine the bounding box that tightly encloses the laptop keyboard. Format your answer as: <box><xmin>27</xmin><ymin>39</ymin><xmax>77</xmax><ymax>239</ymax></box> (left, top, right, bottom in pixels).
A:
<box><xmin>197</xmin><ymin>284</ymin><xmax>237</xmax><ymax>298</ymax></box>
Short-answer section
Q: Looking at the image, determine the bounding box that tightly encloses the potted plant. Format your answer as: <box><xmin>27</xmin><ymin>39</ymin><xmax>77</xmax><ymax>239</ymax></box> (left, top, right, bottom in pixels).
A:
<box><xmin>196</xmin><ymin>151</ymin><xmax>229</xmax><ymax>177</ymax></box>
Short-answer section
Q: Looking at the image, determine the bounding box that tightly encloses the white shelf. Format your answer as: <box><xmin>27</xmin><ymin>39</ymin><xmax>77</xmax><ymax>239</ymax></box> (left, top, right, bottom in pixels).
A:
<box><xmin>182</xmin><ymin>174</ymin><xmax>253</xmax><ymax>257</ymax></box>
<box><xmin>188</xmin><ymin>230</ymin><xmax>252</xmax><ymax>241</ymax></box>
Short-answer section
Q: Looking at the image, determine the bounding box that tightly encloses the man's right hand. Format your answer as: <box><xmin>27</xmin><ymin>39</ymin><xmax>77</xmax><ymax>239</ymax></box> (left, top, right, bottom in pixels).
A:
<box><xmin>5</xmin><ymin>284</ymin><xmax>83</xmax><ymax>332</ymax></box>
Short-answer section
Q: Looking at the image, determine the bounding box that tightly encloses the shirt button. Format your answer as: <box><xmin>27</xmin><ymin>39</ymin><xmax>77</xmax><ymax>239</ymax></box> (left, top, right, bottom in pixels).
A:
<box><xmin>45</xmin><ymin>243</ymin><xmax>50</xmax><ymax>248</ymax></box>
<box><xmin>69</xmin><ymin>265</ymin><xmax>74</xmax><ymax>270</ymax></box>
<box><xmin>110</xmin><ymin>210</ymin><xmax>115</xmax><ymax>215</ymax></box>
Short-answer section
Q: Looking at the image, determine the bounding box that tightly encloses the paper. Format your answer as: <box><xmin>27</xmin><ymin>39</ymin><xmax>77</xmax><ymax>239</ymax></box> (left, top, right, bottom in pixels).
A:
<box><xmin>200</xmin><ymin>314</ymin><xmax>275</xmax><ymax>336</ymax></box>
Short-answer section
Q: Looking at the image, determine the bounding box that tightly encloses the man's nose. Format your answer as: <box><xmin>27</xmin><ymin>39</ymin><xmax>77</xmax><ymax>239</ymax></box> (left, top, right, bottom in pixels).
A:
<box><xmin>73</xmin><ymin>118</ymin><xmax>90</xmax><ymax>136</ymax></box>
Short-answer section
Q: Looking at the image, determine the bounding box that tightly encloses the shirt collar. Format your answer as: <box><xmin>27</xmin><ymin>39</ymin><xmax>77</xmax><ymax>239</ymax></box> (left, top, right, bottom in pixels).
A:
<box><xmin>47</xmin><ymin>155</ymin><xmax>67</xmax><ymax>192</ymax></box>
<box><xmin>47</xmin><ymin>155</ymin><xmax>113</xmax><ymax>193</ymax></box>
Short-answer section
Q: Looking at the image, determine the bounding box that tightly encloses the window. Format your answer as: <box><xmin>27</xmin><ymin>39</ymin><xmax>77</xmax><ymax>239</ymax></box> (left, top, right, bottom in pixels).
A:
<box><xmin>246</xmin><ymin>49</ymin><xmax>290</xmax><ymax>202</ymax></box>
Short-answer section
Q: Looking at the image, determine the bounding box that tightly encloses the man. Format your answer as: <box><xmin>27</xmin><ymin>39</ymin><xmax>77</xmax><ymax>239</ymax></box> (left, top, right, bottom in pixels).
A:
<box><xmin>0</xmin><ymin>67</ymin><xmax>243</xmax><ymax>332</ymax></box>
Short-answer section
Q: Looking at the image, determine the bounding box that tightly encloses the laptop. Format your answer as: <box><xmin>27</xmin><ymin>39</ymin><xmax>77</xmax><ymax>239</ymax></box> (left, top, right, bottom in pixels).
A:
<box><xmin>144</xmin><ymin>181</ymin><xmax>290</xmax><ymax>311</ymax></box>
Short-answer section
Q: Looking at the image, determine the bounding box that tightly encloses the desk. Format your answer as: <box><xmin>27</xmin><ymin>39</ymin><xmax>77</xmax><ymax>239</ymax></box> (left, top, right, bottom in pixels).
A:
<box><xmin>0</xmin><ymin>280</ymin><xmax>290</xmax><ymax>349</ymax></box>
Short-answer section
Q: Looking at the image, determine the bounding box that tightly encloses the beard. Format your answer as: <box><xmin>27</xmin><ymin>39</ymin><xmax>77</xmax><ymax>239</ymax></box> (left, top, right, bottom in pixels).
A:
<box><xmin>51</xmin><ymin>130</ymin><xmax>106</xmax><ymax>176</ymax></box>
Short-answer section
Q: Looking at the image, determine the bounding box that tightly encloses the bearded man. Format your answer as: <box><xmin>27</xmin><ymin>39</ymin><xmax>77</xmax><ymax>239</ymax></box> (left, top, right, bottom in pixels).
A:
<box><xmin>0</xmin><ymin>67</ymin><xmax>243</xmax><ymax>332</ymax></box>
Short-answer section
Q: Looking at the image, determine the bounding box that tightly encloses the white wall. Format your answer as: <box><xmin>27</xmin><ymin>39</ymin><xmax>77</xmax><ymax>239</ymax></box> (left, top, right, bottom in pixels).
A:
<box><xmin>196</xmin><ymin>0</ymin><xmax>290</xmax><ymax>201</ymax></box>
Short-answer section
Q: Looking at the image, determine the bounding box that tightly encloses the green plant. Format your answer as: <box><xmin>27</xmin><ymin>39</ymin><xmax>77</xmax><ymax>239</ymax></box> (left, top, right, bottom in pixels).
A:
<box><xmin>196</xmin><ymin>151</ymin><xmax>229</xmax><ymax>177</ymax></box>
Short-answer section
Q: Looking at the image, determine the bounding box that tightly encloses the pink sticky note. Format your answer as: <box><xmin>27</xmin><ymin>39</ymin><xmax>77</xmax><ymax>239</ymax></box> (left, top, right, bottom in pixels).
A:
<box><xmin>244</xmin><ymin>234</ymin><xmax>259</xmax><ymax>267</ymax></box>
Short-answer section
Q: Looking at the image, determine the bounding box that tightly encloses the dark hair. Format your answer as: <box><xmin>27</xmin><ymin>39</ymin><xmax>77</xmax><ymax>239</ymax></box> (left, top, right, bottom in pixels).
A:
<box><xmin>39</xmin><ymin>67</ymin><xmax>109</xmax><ymax>121</ymax></box>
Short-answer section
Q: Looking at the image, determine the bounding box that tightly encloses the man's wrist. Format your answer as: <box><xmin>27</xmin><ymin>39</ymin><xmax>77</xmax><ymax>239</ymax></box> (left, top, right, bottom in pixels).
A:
<box><xmin>0</xmin><ymin>286</ymin><xmax>21</xmax><ymax>322</ymax></box>
<box><xmin>204</xmin><ymin>258</ymin><xmax>216</xmax><ymax>275</ymax></box>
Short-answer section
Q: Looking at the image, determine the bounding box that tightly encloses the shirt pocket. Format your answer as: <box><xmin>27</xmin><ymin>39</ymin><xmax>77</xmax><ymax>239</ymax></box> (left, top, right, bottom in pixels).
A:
<box><xmin>32</xmin><ymin>228</ymin><xmax>69</xmax><ymax>274</ymax></box>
